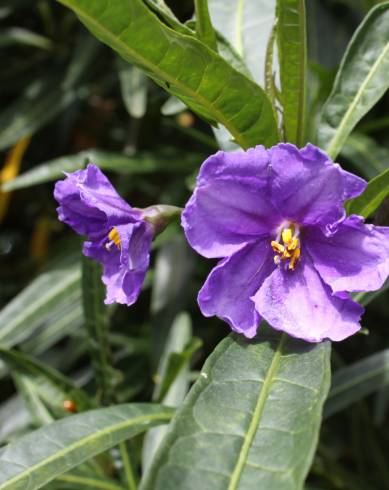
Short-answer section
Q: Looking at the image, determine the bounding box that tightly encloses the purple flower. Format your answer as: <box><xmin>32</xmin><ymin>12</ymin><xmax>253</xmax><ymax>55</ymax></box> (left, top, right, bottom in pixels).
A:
<box><xmin>182</xmin><ymin>143</ymin><xmax>389</xmax><ymax>342</ymax></box>
<box><xmin>54</xmin><ymin>164</ymin><xmax>153</xmax><ymax>306</ymax></box>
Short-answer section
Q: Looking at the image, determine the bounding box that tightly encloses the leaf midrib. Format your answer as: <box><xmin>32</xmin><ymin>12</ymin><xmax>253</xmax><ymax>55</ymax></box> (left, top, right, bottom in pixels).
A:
<box><xmin>326</xmin><ymin>41</ymin><xmax>389</xmax><ymax>159</ymax></box>
<box><xmin>0</xmin><ymin>411</ymin><xmax>171</xmax><ymax>490</ymax></box>
<box><xmin>58</xmin><ymin>0</ymin><xmax>257</xmax><ymax>149</ymax></box>
<box><xmin>235</xmin><ymin>0</ymin><xmax>245</xmax><ymax>56</ymax></box>
<box><xmin>227</xmin><ymin>333</ymin><xmax>287</xmax><ymax>490</ymax></box>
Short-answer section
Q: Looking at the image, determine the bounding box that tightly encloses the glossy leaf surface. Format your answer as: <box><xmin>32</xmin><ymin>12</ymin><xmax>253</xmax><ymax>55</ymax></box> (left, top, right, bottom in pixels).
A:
<box><xmin>142</xmin><ymin>331</ymin><xmax>330</xmax><ymax>490</ymax></box>
<box><xmin>57</xmin><ymin>0</ymin><xmax>278</xmax><ymax>149</ymax></box>
<box><xmin>0</xmin><ymin>404</ymin><xmax>173</xmax><ymax>490</ymax></box>
<box><xmin>277</xmin><ymin>0</ymin><xmax>307</xmax><ymax>145</ymax></box>
<box><xmin>318</xmin><ymin>3</ymin><xmax>389</xmax><ymax>159</ymax></box>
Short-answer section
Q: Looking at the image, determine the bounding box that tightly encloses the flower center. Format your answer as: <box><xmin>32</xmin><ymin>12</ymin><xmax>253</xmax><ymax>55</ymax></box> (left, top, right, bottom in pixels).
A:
<box><xmin>271</xmin><ymin>223</ymin><xmax>301</xmax><ymax>270</ymax></box>
<box><xmin>105</xmin><ymin>227</ymin><xmax>121</xmax><ymax>251</ymax></box>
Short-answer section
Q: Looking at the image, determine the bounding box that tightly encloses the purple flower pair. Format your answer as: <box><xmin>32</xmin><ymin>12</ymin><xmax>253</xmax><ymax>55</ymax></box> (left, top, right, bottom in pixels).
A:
<box><xmin>54</xmin><ymin>144</ymin><xmax>389</xmax><ymax>342</ymax></box>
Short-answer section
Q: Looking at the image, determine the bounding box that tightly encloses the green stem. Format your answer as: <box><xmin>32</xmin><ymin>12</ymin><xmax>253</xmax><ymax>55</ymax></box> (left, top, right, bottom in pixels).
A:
<box><xmin>119</xmin><ymin>441</ymin><xmax>137</xmax><ymax>490</ymax></box>
<box><xmin>56</xmin><ymin>473</ymin><xmax>125</xmax><ymax>490</ymax></box>
<box><xmin>82</xmin><ymin>257</ymin><xmax>116</xmax><ymax>405</ymax></box>
<box><xmin>194</xmin><ymin>0</ymin><xmax>217</xmax><ymax>51</ymax></box>
<box><xmin>264</xmin><ymin>19</ymin><xmax>280</xmax><ymax>136</ymax></box>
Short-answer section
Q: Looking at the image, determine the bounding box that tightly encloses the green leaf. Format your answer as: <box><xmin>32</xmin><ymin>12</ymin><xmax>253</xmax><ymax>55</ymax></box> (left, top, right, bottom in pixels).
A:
<box><xmin>57</xmin><ymin>0</ymin><xmax>278</xmax><ymax>149</ymax></box>
<box><xmin>150</xmin><ymin>236</ymin><xmax>195</xmax><ymax>365</ymax></box>
<box><xmin>19</xmin><ymin>299</ymin><xmax>83</xmax><ymax>358</ymax></box>
<box><xmin>0</xmin><ymin>263</ymin><xmax>81</xmax><ymax>348</ymax></box>
<box><xmin>208</xmin><ymin>0</ymin><xmax>276</xmax><ymax>85</ymax></box>
<box><xmin>53</xmin><ymin>472</ymin><xmax>126</xmax><ymax>490</ymax></box>
<box><xmin>0</xmin><ymin>395</ymin><xmax>31</xmax><ymax>445</ymax></box>
<box><xmin>1</xmin><ymin>149</ymin><xmax>203</xmax><ymax>192</ymax></box>
<box><xmin>82</xmin><ymin>257</ymin><xmax>116</xmax><ymax>405</ymax></box>
<box><xmin>143</xmin><ymin>0</ymin><xmax>193</xmax><ymax>35</ymax></box>
<box><xmin>0</xmin><ymin>404</ymin><xmax>173</xmax><ymax>490</ymax></box>
<box><xmin>0</xmin><ymin>347</ymin><xmax>92</xmax><ymax>413</ymax></box>
<box><xmin>317</xmin><ymin>3</ymin><xmax>389</xmax><ymax>159</ymax></box>
<box><xmin>12</xmin><ymin>373</ymin><xmax>54</xmax><ymax>426</ymax></box>
<box><xmin>353</xmin><ymin>278</ymin><xmax>389</xmax><ymax>306</ymax></box>
<box><xmin>194</xmin><ymin>0</ymin><xmax>217</xmax><ymax>51</ymax></box>
<box><xmin>277</xmin><ymin>0</ymin><xmax>307</xmax><ymax>145</ymax></box>
<box><xmin>142</xmin><ymin>312</ymin><xmax>194</xmax><ymax>474</ymax></box>
<box><xmin>324</xmin><ymin>349</ymin><xmax>389</xmax><ymax>418</ymax></box>
<box><xmin>117</xmin><ymin>58</ymin><xmax>148</xmax><ymax>119</ymax></box>
<box><xmin>141</xmin><ymin>331</ymin><xmax>331</xmax><ymax>490</ymax></box>
<box><xmin>155</xmin><ymin>335</ymin><xmax>202</xmax><ymax>404</ymax></box>
<box><xmin>346</xmin><ymin>167</ymin><xmax>389</xmax><ymax>218</ymax></box>
<box><xmin>152</xmin><ymin>313</ymin><xmax>196</xmax><ymax>404</ymax></box>
<box><xmin>215</xmin><ymin>31</ymin><xmax>252</xmax><ymax>79</ymax></box>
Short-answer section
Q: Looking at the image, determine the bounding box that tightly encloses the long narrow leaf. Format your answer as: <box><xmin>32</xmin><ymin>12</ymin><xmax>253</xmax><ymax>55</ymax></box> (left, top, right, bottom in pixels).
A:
<box><xmin>317</xmin><ymin>3</ymin><xmax>389</xmax><ymax>159</ymax></box>
<box><xmin>277</xmin><ymin>0</ymin><xmax>307</xmax><ymax>145</ymax></box>
<box><xmin>0</xmin><ymin>404</ymin><xmax>173</xmax><ymax>490</ymax></box>
<box><xmin>57</xmin><ymin>0</ymin><xmax>279</xmax><ymax>149</ymax></box>
<box><xmin>194</xmin><ymin>0</ymin><xmax>217</xmax><ymax>50</ymax></box>
<box><xmin>324</xmin><ymin>349</ymin><xmax>389</xmax><ymax>418</ymax></box>
<box><xmin>346</xmin><ymin>167</ymin><xmax>389</xmax><ymax>218</ymax></box>
<box><xmin>0</xmin><ymin>347</ymin><xmax>92</xmax><ymax>412</ymax></box>
<box><xmin>141</xmin><ymin>330</ymin><xmax>331</xmax><ymax>490</ymax></box>
<box><xmin>0</xmin><ymin>264</ymin><xmax>81</xmax><ymax>348</ymax></box>
<box><xmin>2</xmin><ymin>149</ymin><xmax>203</xmax><ymax>192</ymax></box>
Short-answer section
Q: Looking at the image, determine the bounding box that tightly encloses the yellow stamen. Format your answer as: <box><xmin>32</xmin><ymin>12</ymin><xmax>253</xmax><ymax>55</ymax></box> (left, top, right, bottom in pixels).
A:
<box><xmin>282</xmin><ymin>249</ymin><xmax>292</xmax><ymax>259</ymax></box>
<box><xmin>289</xmin><ymin>247</ymin><xmax>301</xmax><ymax>270</ymax></box>
<box><xmin>106</xmin><ymin>227</ymin><xmax>121</xmax><ymax>250</ymax></box>
<box><xmin>281</xmin><ymin>228</ymin><xmax>293</xmax><ymax>244</ymax></box>
<box><xmin>271</xmin><ymin>241</ymin><xmax>284</xmax><ymax>254</ymax></box>
<box><xmin>287</xmin><ymin>237</ymin><xmax>299</xmax><ymax>251</ymax></box>
<box><xmin>271</xmin><ymin>223</ymin><xmax>301</xmax><ymax>270</ymax></box>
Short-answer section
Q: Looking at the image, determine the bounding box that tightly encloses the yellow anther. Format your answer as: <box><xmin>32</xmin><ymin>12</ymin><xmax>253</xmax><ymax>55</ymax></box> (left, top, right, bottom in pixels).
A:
<box><xmin>282</xmin><ymin>249</ymin><xmax>292</xmax><ymax>259</ymax></box>
<box><xmin>289</xmin><ymin>248</ymin><xmax>301</xmax><ymax>270</ymax></box>
<box><xmin>271</xmin><ymin>241</ymin><xmax>284</xmax><ymax>254</ymax></box>
<box><xmin>106</xmin><ymin>227</ymin><xmax>121</xmax><ymax>250</ymax></box>
<box><xmin>287</xmin><ymin>237</ymin><xmax>299</xmax><ymax>251</ymax></box>
<box><xmin>281</xmin><ymin>228</ymin><xmax>293</xmax><ymax>244</ymax></box>
<box><xmin>272</xmin><ymin>223</ymin><xmax>301</xmax><ymax>270</ymax></box>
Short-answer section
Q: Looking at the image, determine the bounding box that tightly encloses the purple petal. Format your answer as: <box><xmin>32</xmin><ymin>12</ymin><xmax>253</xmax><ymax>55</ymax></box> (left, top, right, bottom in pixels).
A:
<box><xmin>54</xmin><ymin>164</ymin><xmax>138</xmax><ymax>239</ymax></box>
<box><xmin>182</xmin><ymin>147</ymin><xmax>281</xmax><ymax>258</ymax></box>
<box><xmin>198</xmin><ymin>239</ymin><xmax>275</xmax><ymax>338</ymax></box>
<box><xmin>253</xmin><ymin>254</ymin><xmax>363</xmax><ymax>342</ymax></box>
<box><xmin>339</xmin><ymin>167</ymin><xmax>367</xmax><ymax>200</ymax></box>
<box><xmin>83</xmin><ymin>221</ymin><xmax>152</xmax><ymax>306</ymax></box>
<box><xmin>268</xmin><ymin>143</ymin><xmax>366</xmax><ymax>232</ymax></box>
<box><xmin>305</xmin><ymin>215</ymin><xmax>389</xmax><ymax>293</ymax></box>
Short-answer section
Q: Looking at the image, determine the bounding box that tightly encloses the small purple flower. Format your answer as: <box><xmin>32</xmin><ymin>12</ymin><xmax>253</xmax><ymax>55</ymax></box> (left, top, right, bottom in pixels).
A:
<box><xmin>182</xmin><ymin>143</ymin><xmax>389</xmax><ymax>342</ymax></box>
<box><xmin>54</xmin><ymin>164</ymin><xmax>153</xmax><ymax>306</ymax></box>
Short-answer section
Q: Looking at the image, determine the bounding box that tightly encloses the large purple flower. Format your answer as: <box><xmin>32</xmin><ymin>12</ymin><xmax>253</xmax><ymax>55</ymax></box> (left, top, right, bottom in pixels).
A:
<box><xmin>54</xmin><ymin>164</ymin><xmax>153</xmax><ymax>306</ymax></box>
<box><xmin>182</xmin><ymin>143</ymin><xmax>389</xmax><ymax>342</ymax></box>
